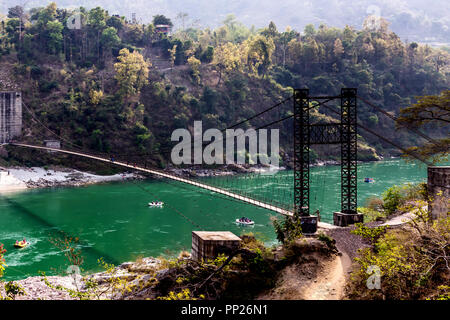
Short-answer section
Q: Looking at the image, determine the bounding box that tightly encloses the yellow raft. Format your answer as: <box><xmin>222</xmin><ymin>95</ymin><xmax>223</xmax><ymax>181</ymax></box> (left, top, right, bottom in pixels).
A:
<box><xmin>14</xmin><ymin>241</ymin><xmax>28</xmax><ymax>249</ymax></box>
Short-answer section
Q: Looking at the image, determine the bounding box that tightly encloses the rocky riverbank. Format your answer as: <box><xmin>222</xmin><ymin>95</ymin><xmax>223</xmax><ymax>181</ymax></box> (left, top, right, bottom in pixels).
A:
<box><xmin>0</xmin><ymin>257</ymin><xmax>163</xmax><ymax>300</ymax></box>
<box><xmin>163</xmin><ymin>159</ymin><xmax>345</xmax><ymax>178</ymax></box>
<box><xmin>165</xmin><ymin>163</ymin><xmax>282</xmax><ymax>178</ymax></box>
<box><xmin>0</xmin><ymin>156</ymin><xmax>378</xmax><ymax>191</ymax></box>
<box><xmin>0</xmin><ymin>166</ymin><xmax>144</xmax><ymax>192</ymax></box>
<box><xmin>1</xmin><ymin>237</ymin><xmax>341</xmax><ymax>300</ymax></box>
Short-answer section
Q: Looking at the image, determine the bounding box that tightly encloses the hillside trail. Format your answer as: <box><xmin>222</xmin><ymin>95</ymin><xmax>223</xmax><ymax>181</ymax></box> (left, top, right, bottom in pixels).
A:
<box><xmin>303</xmin><ymin>209</ymin><xmax>420</xmax><ymax>300</ymax></box>
<box><xmin>301</xmin><ymin>246</ymin><xmax>352</xmax><ymax>300</ymax></box>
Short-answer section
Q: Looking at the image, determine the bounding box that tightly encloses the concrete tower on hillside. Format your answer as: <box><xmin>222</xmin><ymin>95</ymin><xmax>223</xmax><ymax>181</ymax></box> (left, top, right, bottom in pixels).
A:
<box><xmin>0</xmin><ymin>91</ymin><xmax>22</xmax><ymax>144</ymax></box>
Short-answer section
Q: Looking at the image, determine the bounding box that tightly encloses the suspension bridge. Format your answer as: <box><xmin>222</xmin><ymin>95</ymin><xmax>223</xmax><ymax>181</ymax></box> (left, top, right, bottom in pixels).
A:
<box><xmin>1</xmin><ymin>88</ymin><xmax>435</xmax><ymax>231</ymax></box>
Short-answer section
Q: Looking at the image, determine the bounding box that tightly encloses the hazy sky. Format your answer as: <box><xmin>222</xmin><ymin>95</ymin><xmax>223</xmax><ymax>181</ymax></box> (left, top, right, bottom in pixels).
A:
<box><xmin>1</xmin><ymin>0</ymin><xmax>448</xmax><ymax>42</ymax></box>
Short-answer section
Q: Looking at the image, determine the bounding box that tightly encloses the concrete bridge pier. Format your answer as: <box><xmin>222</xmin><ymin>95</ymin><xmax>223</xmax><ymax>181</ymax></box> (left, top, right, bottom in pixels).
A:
<box><xmin>0</xmin><ymin>91</ymin><xmax>22</xmax><ymax>144</ymax></box>
<box><xmin>427</xmin><ymin>166</ymin><xmax>449</xmax><ymax>220</ymax></box>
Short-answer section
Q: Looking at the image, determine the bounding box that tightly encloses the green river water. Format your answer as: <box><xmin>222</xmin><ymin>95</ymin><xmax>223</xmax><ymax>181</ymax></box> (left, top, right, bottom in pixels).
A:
<box><xmin>0</xmin><ymin>159</ymin><xmax>427</xmax><ymax>281</ymax></box>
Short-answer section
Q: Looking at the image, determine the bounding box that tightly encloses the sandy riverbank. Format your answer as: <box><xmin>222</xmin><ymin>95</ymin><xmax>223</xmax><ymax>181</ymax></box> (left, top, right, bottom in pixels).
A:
<box><xmin>0</xmin><ymin>166</ymin><xmax>143</xmax><ymax>192</ymax></box>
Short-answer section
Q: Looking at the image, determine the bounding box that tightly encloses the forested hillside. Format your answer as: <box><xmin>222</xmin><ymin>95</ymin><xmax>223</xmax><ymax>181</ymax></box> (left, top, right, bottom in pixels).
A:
<box><xmin>0</xmin><ymin>3</ymin><xmax>448</xmax><ymax>169</ymax></box>
<box><xmin>1</xmin><ymin>0</ymin><xmax>449</xmax><ymax>44</ymax></box>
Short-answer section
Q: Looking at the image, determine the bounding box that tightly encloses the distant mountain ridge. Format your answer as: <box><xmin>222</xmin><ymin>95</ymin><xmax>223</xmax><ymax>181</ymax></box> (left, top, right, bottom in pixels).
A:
<box><xmin>1</xmin><ymin>0</ymin><xmax>449</xmax><ymax>44</ymax></box>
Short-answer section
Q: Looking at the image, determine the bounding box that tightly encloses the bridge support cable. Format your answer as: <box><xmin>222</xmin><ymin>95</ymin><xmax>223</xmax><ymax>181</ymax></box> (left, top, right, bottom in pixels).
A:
<box><xmin>357</xmin><ymin>95</ymin><xmax>443</xmax><ymax>147</ymax></box>
<box><xmin>319</xmin><ymin>103</ymin><xmax>432</xmax><ymax>166</ymax></box>
<box><xmin>10</xmin><ymin>143</ymin><xmax>294</xmax><ymax>216</ymax></box>
<box><xmin>20</xmin><ymin>101</ymin><xmax>85</xmax><ymax>152</ymax></box>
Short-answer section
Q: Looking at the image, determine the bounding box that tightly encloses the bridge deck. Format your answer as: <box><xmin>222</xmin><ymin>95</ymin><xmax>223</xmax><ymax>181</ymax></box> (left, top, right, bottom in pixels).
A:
<box><xmin>11</xmin><ymin>143</ymin><xmax>294</xmax><ymax>216</ymax></box>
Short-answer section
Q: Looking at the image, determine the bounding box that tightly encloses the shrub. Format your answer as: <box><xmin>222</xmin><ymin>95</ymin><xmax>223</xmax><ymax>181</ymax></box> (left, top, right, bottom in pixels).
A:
<box><xmin>317</xmin><ymin>232</ymin><xmax>336</xmax><ymax>250</ymax></box>
<box><xmin>382</xmin><ymin>185</ymin><xmax>403</xmax><ymax>215</ymax></box>
<box><xmin>4</xmin><ymin>281</ymin><xmax>26</xmax><ymax>299</ymax></box>
<box><xmin>351</xmin><ymin>223</ymin><xmax>387</xmax><ymax>246</ymax></box>
<box><xmin>272</xmin><ymin>216</ymin><xmax>303</xmax><ymax>244</ymax></box>
<box><xmin>347</xmin><ymin>211</ymin><xmax>450</xmax><ymax>300</ymax></box>
<box><xmin>201</xmin><ymin>46</ymin><xmax>214</xmax><ymax>63</ymax></box>
<box><xmin>39</xmin><ymin>80</ymin><xmax>59</xmax><ymax>93</ymax></box>
<box><xmin>365</xmin><ymin>196</ymin><xmax>384</xmax><ymax>211</ymax></box>
<box><xmin>358</xmin><ymin>207</ymin><xmax>386</xmax><ymax>222</ymax></box>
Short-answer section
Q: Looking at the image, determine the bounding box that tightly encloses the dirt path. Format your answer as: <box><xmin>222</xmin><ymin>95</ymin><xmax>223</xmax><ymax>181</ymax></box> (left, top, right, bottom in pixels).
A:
<box><xmin>306</xmin><ymin>209</ymin><xmax>422</xmax><ymax>300</ymax></box>
<box><xmin>302</xmin><ymin>250</ymin><xmax>351</xmax><ymax>300</ymax></box>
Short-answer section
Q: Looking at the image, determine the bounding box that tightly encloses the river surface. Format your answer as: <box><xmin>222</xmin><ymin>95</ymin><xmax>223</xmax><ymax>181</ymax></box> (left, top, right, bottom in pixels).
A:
<box><xmin>0</xmin><ymin>159</ymin><xmax>427</xmax><ymax>281</ymax></box>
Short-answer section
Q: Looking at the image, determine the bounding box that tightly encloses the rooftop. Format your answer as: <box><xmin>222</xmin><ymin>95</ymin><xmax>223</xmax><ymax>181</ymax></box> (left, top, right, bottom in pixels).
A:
<box><xmin>192</xmin><ymin>231</ymin><xmax>241</xmax><ymax>241</ymax></box>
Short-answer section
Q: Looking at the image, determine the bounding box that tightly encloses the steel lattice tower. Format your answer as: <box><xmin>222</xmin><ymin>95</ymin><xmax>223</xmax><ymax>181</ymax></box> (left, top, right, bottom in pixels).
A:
<box><xmin>293</xmin><ymin>88</ymin><xmax>360</xmax><ymax>227</ymax></box>
<box><xmin>293</xmin><ymin>89</ymin><xmax>310</xmax><ymax>216</ymax></box>
<box><xmin>340</xmin><ymin>88</ymin><xmax>358</xmax><ymax>214</ymax></box>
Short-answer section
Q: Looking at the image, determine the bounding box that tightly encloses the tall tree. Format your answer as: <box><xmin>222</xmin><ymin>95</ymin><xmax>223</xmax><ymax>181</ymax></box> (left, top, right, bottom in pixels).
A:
<box><xmin>333</xmin><ymin>38</ymin><xmax>344</xmax><ymax>58</ymax></box>
<box><xmin>213</xmin><ymin>42</ymin><xmax>245</xmax><ymax>84</ymax></box>
<box><xmin>88</xmin><ymin>7</ymin><xmax>107</xmax><ymax>60</ymax></box>
<box><xmin>153</xmin><ymin>14</ymin><xmax>173</xmax><ymax>27</ymax></box>
<box><xmin>46</xmin><ymin>20</ymin><xmax>63</xmax><ymax>54</ymax></box>
<box><xmin>101</xmin><ymin>26</ymin><xmax>120</xmax><ymax>58</ymax></box>
<box><xmin>246</xmin><ymin>34</ymin><xmax>275</xmax><ymax>77</ymax></box>
<box><xmin>114</xmin><ymin>48</ymin><xmax>150</xmax><ymax>98</ymax></box>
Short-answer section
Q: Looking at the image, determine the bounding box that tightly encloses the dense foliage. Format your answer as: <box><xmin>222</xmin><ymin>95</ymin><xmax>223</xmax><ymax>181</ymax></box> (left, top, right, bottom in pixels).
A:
<box><xmin>0</xmin><ymin>3</ymin><xmax>448</xmax><ymax>169</ymax></box>
<box><xmin>358</xmin><ymin>182</ymin><xmax>428</xmax><ymax>222</ymax></box>
<box><xmin>396</xmin><ymin>90</ymin><xmax>450</xmax><ymax>163</ymax></box>
<box><xmin>347</xmin><ymin>209</ymin><xmax>450</xmax><ymax>300</ymax></box>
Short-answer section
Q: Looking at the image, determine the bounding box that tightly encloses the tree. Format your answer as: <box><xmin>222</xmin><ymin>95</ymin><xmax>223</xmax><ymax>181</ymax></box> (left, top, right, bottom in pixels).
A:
<box><xmin>89</xmin><ymin>89</ymin><xmax>103</xmax><ymax>105</ymax></box>
<box><xmin>187</xmin><ymin>56</ymin><xmax>201</xmax><ymax>84</ymax></box>
<box><xmin>246</xmin><ymin>34</ymin><xmax>275</xmax><ymax>77</ymax></box>
<box><xmin>5</xmin><ymin>18</ymin><xmax>20</xmax><ymax>44</ymax></box>
<box><xmin>101</xmin><ymin>27</ymin><xmax>120</xmax><ymax>57</ymax></box>
<box><xmin>143</xmin><ymin>24</ymin><xmax>155</xmax><ymax>43</ymax></box>
<box><xmin>220</xmin><ymin>14</ymin><xmax>251</xmax><ymax>43</ymax></box>
<box><xmin>88</xmin><ymin>7</ymin><xmax>107</xmax><ymax>60</ymax></box>
<box><xmin>277</xmin><ymin>27</ymin><xmax>297</xmax><ymax>67</ymax></box>
<box><xmin>126</xmin><ymin>25</ymin><xmax>144</xmax><ymax>45</ymax></box>
<box><xmin>168</xmin><ymin>44</ymin><xmax>177</xmax><ymax>70</ymax></box>
<box><xmin>88</xmin><ymin>7</ymin><xmax>106</xmax><ymax>29</ymax></box>
<box><xmin>176</xmin><ymin>12</ymin><xmax>188</xmax><ymax>31</ymax></box>
<box><xmin>7</xmin><ymin>6</ymin><xmax>25</xmax><ymax>19</ymax></box>
<box><xmin>304</xmin><ymin>24</ymin><xmax>316</xmax><ymax>38</ymax></box>
<box><xmin>114</xmin><ymin>48</ymin><xmax>150</xmax><ymax>98</ymax></box>
<box><xmin>286</xmin><ymin>38</ymin><xmax>303</xmax><ymax>69</ymax></box>
<box><xmin>213</xmin><ymin>42</ymin><xmax>245</xmax><ymax>84</ymax></box>
<box><xmin>107</xmin><ymin>15</ymin><xmax>124</xmax><ymax>31</ymax></box>
<box><xmin>46</xmin><ymin>20</ymin><xmax>63</xmax><ymax>54</ymax></box>
<box><xmin>261</xmin><ymin>21</ymin><xmax>278</xmax><ymax>38</ymax></box>
<box><xmin>153</xmin><ymin>14</ymin><xmax>172</xmax><ymax>27</ymax></box>
<box><xmin>200</xmin><ymin>45</ymin><xmax>214</xmax><ymax>63</ymax></box>
<box><xmin>333</xmin><ymin>38</ymin><xmax>344</xmax><ymax>58</ymax></box>
<box><xmin>7</xmin><ymin>5</ymin><xmax>28</xmax><ymax>41</ymax></box>
<box><xmin>35</xmin><ymin>2</ymin><xmax>57</xmax><ymax>27</ymax></box>
<box><xmin>302</xmin><ymin>38</ymin><xmax>319</xmax><ymax>72</ymax></box>
<box><xmin>396</xmin><ymin>90</ymin><xmax>450</xmax><ymax>163</ymax></box>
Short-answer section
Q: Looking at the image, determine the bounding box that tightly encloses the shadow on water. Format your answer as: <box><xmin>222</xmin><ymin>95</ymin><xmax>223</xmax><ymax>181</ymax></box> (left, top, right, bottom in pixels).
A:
<box><xmin>3</xmin><ymin>197</ymin><xmax>120</xmax><ymax>265</ymax></box>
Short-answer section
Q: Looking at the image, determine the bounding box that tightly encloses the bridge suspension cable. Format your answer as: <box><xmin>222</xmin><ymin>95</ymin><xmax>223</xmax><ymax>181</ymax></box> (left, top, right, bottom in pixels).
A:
<box><xmin>91</xmin><ymin>96</ymin><xmax>295</xmax><ymax>159</ymax></box>
<box><xmin>357</xmin><ymin>95</ymin><xmax>444</xmax><ymax>148</ymax></box>
<box><xmin>21</xmin><ymin>101</ymin><xmax>85</xmax><ymax>151</ymax></box>
<box><xmin>14</xmin><ymin>92</ymin><xmax>436</xmax><ymax>221</ymax></box>
<box><xmin>319</xmin><ymin>102</ymin><xmax>432</xmax><ymax>165</ymax></box>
